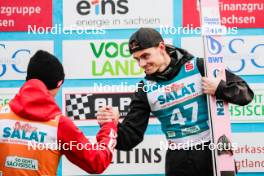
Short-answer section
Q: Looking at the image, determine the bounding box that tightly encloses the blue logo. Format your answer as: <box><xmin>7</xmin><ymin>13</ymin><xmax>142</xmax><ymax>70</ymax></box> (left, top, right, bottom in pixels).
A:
<box><xmin>0</xmin><ymin>44</ymin><xmax>31</xmax><ymax>77</ymax></box>
<box><xmin>227</xmin><ymin>38</ymin><xmax>264</xmax><ymax>73</ymax></box>
<box><xmin>206</xmin><ymin>36</ymin><xmax>222</xmax><ymax>55</ymax></box>
<box><xmin>208</xmin><ymin>57</ymin><xmax>223</xmax><ymax>63</ymax></box>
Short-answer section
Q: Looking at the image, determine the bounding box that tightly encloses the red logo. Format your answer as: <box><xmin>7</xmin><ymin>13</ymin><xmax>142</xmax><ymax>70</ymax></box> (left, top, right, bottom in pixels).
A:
<box><xmin>14</xmin><ymin>122</ymin><xmax>37</xmax><ymax>133</ymax></box>
<box><xmin>91</xmin><ymin>0</ymin><xmax>100</xmax><ymax>5</ymax></box>
<box><xmin>164</xmin><ymin>83</ymin><xmax>184</xmax><ymax>93</ymax></box>
<box><xmin>185</xmin><ymin>61</ymin><xmax>194</xmax><ymax>72</ymax></box>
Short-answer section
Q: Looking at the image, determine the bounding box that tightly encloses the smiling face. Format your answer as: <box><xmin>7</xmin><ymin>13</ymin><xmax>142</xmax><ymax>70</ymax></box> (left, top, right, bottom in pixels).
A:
<box><xmin>132</xmin><ymin>42</ymin><xmax>171</xmax><ymax>75</ymax></box>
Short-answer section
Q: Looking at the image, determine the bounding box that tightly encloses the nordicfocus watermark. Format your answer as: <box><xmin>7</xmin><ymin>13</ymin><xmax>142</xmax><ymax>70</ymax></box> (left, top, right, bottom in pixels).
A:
<box><xmin>159</xmin><ymin>140</ymin><xmax>238</xmax><ymax>151</ymax></box>
<box><xmin>27</xmin><ymin>140</ymin><xmax>106</xmax><ymax>151</ymax></box>
<box><xmin>159</xmin><ymin>25</ymin><xmax>238</xmax><ymax>35</ymax></box>
<box><xmin>93</xmin><ymin>82</ymin><xmax>188</xmax><ymax>93</ymax></box>
<box><xmin>27</xmin><ymin>24</ymin><xmax>106</xmax><ymax>35</ymax></box>
<box><xmin>93</xmin><ymin>82</ymin><xmax>137</xmax><ymax>92</ymax></box>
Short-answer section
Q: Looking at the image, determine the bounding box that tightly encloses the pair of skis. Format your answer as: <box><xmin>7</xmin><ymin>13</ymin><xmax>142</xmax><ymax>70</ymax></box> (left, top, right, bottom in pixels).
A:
<box><xmin>198</xmin><ymin>0</ymin><xmax>236</xmax><ymax>176</ymax></box>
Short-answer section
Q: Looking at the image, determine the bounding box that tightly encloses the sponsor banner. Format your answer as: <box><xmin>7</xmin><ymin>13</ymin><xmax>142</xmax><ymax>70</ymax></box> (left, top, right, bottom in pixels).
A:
<box><xmin>0</xmin><ymin>41</ymin><xmax>53</xmax><ymax>80</ymax></box>
<box><xmin>233</xmin><ymin>133</ymin><xmax>264</xmax><ymax>172</ymax></box>
<box><xmin>183</xmin><ymin>0</ymin><xmax>264</xmax><ymax>28</ymax></box>
<box><xmin>61</xmin><ymin>135</ymin><xmax>166</xmax><ymax>175</ymax></box>
<box><xmin>181</xmin><ymin>36</ymin><xmax>264</xmax><ymax>75</ymax></box>
<box><xmin>0</xmin><ymin>0</ymin><xmax>52</xmax><ymax>31</ymax></box>
<box><xmin>62</xmin><ymin>87</ymin><xmax>134</xmax><ymax>126</ymax></box>
<box><xmin>63</xmin><ymin>39</ymin><xmax>172</xmax><ymax>79</ymax></box>
<box><xmin>0</xmin><ymin>88</ymin><xmax>19</xmax><ymax>113</ymax></box>
<box><xmin>230</xmin><ymin>84</ymin><xmax>264</xmax><ymax>123</ymax></box>
<box><xmin>63</xmin><ymin>87</ymin><xmax>160</xmax><ymax>126</ymax></box>
<box><xmin>63</xmin><ymin>40</ymin><xmax>143</xmax><ymax>79</ymax></box>
<box><xmin>63</xmin><ymin>0</ymin><xmax>173</xmax><ymax>29</ymax></box>
<box><xmin>61</xmin><ymin>132</ymin><xmax>264</xmax><ymax>174</ymax></box>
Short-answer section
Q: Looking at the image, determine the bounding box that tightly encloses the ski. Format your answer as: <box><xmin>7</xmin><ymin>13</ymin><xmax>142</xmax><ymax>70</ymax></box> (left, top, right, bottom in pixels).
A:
<box><xmin>198</xmin><ymin>0</ymin><xmax>236</xmax><ymax>176</ymax></box>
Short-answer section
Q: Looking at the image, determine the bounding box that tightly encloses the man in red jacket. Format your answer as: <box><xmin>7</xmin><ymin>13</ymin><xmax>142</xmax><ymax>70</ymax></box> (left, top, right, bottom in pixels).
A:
<box><xmin>0</xmin><ymin>50</ymin><xmax>117</xmax><ymax>175</ymax></box>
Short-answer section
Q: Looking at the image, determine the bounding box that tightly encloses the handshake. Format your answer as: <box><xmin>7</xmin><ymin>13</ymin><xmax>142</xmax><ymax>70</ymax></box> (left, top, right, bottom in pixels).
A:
<box><xmin>96</xmin><ymin>106</ymin><xmax>120</xmax><ymax>126</ymax></box>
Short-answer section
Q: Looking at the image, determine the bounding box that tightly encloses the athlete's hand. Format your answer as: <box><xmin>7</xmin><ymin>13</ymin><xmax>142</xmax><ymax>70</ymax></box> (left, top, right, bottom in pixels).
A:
<box><xmin>202</xmin><ymin>70</ymin><xmax>223</xmax><ymax>95</ymax></box>
<box><xmin>96</xmin><ymin>106</ymin><xmax>120</xmax><ymax>126</ymax></box>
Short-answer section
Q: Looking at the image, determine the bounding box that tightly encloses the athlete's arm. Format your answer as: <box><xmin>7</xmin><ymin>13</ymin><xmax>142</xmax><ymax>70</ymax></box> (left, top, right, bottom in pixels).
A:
<box><xmin>116</xmin><ymin>81</ymin><xmax>151</xmax><ymax>151</ymax></box>
<box><xmin>58</xmin><ymin>117</ymin><xmax>117</xmax><ymax>174</ymax></box>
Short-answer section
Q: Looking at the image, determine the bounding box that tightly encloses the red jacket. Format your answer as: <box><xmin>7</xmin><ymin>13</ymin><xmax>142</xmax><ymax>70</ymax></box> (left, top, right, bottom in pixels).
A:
<box><xmin>8</xmin><ymin>79</ymin><xmax>117</xmax><ymax>174</ymax></box>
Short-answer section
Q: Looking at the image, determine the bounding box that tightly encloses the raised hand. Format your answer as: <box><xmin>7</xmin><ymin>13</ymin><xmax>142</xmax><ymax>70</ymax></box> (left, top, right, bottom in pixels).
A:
<box><xmin>202</xmin><ymin>70</ymin><xmax>223</xmax><ymax>95</ymax></box>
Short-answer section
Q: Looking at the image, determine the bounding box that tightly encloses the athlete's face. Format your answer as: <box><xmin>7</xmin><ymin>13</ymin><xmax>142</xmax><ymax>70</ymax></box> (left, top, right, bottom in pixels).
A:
<box><xmin>132</xmin><ymin>42</ymin><xmax>168</xmax><ymax>75</ymax></box>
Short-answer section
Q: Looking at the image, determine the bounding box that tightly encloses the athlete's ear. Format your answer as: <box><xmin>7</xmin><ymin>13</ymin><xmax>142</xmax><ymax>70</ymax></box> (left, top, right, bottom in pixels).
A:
<box><xmin>158</xmin><ymin>42</ymin><xmax>166</xmax><ymax>51</ymax></box>
<box><xmin>158</xmin><ymin>42</ymin><xmax>166</xmax><ymax>56</ymax></box>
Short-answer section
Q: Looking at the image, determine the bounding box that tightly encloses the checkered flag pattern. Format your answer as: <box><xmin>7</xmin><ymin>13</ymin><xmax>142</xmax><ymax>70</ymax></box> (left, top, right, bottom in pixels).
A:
<box><xmin>65</xmin><ymin>94</ymin><xmax>91</xmax><ymax>120</ymax></box>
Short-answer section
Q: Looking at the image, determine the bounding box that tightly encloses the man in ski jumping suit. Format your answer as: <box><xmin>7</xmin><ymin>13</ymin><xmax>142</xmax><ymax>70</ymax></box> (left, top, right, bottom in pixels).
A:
<box><xmin>97</xmin><ymin>28</ymin><xmax>254</xmax><ymax>176</ymax></box>
<box><xmin>0</xmin><ymin>50</ymin><xmax>117</xmax><ymax>175</ymax></box>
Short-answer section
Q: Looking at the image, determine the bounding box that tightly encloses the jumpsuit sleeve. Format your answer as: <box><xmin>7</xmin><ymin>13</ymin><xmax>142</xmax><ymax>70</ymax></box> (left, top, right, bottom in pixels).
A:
<box><xmin>197</xmin><ymin>57</ymin><xmax>254</xmax><ymax>106</ymax></box>
<box><xmin>116</xmin><ymin>81</ymin><xmax>151</xmax><ymax>151</ymax></box>
<box><xmin>58</xmin><ymin>117</ymin><xmax>117</xmax><ymax>174</ymax></box>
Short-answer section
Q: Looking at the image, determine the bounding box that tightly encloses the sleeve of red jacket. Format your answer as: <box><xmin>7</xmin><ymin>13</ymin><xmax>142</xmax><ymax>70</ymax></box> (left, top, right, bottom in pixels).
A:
<box><xmin>57</xmin><ymin>116</ymin><xmax>117</xmax><ymax>174</ymax></box>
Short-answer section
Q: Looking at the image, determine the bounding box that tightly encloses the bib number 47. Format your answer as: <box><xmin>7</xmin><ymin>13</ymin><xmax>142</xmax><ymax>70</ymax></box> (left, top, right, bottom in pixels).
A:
<box><xmin>170</xmin><ymin>102</ymin><xmax>198</xmax><ymax>125</ymax></box>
